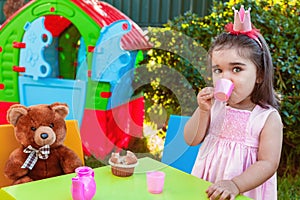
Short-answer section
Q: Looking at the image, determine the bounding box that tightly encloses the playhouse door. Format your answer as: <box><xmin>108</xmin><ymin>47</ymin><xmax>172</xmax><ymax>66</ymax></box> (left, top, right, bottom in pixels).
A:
<box><xmin>17</xmin><ymin>17</ymin><xmax>86</xmax><ymax>125</ymax></box>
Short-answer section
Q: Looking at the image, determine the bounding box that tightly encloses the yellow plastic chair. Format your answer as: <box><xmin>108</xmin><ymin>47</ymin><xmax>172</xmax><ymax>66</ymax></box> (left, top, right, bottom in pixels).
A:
<box><xmin>0</xmin><ymin>120</ymin><xmax>84</xmax><ymax>188</ymax></box>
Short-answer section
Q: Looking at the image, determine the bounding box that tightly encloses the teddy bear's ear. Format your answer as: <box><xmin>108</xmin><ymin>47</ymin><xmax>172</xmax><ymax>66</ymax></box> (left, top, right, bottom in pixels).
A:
<box><xmin>7</xmin><ymin>105</ymin><xmax>28</xmax><ymax>126</ymax></box>
<box><xmin>50</xmin><ymin>103</ymin><xmax>69</xmax><ymax>119</ymax></box>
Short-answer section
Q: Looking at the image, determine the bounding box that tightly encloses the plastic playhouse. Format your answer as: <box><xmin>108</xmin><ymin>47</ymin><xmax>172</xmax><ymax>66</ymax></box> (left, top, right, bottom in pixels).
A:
<box><xmin>0</xmin><ymin>0</ymin><xmax>152</xmax><ymax>159</ymax></box>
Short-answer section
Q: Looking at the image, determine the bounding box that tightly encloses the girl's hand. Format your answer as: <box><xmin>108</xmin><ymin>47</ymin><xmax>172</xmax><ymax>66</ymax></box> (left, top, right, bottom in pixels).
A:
<box><xmin>206</xmin><ymin>180</ymin><xmax>240</xmax><ymax>200</ymax></box>
<box><xmin>197</xmin><ymin>87</ymin><xmax>214</xmax><ymax>111</ymax></box>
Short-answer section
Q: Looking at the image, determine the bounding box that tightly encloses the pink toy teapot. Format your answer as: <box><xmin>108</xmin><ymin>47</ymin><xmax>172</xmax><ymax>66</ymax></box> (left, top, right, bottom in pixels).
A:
<box><xmin>71</xmin><ymin>166</ymin><xmax>96</xmax><ymax>200</ymax></box>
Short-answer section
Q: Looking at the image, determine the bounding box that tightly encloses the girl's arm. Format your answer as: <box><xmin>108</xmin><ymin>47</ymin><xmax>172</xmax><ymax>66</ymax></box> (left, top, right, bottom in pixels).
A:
<box><xmin>184</xmin><ymin>87</ymin><xmax>214</xmax><ymax>146</ymax></box>
<box><xmin>232</xmin><ymin>110</ymin><xmax>283</xmax><ymax>192</ymax></box>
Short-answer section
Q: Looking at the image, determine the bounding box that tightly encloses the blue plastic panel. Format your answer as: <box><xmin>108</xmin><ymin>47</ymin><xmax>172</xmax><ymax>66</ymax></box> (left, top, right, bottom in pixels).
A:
<box><xmin>18</xmin><ymin>76</ymin><xmax>86</xmax><ymax>126</ymax></box>
<box><xmin>19</xmin><ymin>17</ymin><xmax>53</xmax><ymax>80</ymax></box>
<box><xmin>91</xmin><ymin>20</ymin><xmax>140</xmax><ymax>110</ymax></box>
<box><xmin>162</xmin><ymin>115</ymin><xmax>201</xmax><ymax>174</ymax></box>
<box><xmin>91</xmin><ymin>20</ymin><xmax>132</xmax><ymax>83</ymax></box>
<box><xmin>106</xmin><ymin>51</ymin><xmax>138</xmax><ymax>110</ymax></box>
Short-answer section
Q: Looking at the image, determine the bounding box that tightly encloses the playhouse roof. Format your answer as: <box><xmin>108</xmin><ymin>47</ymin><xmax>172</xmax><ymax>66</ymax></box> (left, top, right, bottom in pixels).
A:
<box><xmin>72</xmin><ymin>0</ymin><xmax>152</xmax><ymax>51</ymax></box>
<box><xmin>0</xmin><ymin>0</ymin><xmax>152</xmax><ymax>51</ymax></box>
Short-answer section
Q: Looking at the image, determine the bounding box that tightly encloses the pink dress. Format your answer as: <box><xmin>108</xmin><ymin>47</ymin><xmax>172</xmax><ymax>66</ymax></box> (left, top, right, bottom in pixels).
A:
<box><xmin>191</xmin><ymin>101</ymin><xmax>279</xmax><ymax>200</ymax></box>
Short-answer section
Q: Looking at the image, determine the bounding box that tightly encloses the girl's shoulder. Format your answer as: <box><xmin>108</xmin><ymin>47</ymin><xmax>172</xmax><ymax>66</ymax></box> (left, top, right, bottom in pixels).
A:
<box><xmin>248</xmin><ymin>104</ymin><xmax>282</xmax><ymax>135</ymax></box>
<box><xmin>252</xmin><ymin>104</ymin><xmax>279</xmax><ymax>117</ymax></box>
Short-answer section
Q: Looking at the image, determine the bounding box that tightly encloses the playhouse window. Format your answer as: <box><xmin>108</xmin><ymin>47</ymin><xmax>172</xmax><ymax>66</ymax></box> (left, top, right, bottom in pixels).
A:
<box><xmin>19</xmin><ymin>16</ymin><xmax>84</xmax><ymax>81</ymax></box>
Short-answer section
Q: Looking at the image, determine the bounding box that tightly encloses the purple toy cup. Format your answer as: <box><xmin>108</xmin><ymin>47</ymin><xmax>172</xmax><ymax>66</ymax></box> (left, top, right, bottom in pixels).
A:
<box><xmin>146</xmin><ymin>171</ymin><xmax>165</xmax><ymax>194</ymax></box>
<box><xmin>214</xmin><ymin>79</ymin><xmax>234</xmax><ymax>102</ymax></box>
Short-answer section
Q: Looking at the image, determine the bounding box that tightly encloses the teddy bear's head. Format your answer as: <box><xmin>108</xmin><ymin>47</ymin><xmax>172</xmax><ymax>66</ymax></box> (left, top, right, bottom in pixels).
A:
<box><xmin>7</xmin><ymin>103</ymin><xmax>69</xmax><ymax>149</ymax></box>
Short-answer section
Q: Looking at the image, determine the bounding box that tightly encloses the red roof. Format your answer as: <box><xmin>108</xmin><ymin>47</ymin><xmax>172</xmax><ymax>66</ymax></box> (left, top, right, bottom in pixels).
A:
<box><xmin>72</xmin><ymin>0</ymin><xmax>152</xmax><ymax>51</ymax></box>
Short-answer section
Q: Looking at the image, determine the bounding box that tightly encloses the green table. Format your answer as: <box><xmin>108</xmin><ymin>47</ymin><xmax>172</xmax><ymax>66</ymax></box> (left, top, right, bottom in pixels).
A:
<box><xmin>0</xmin><ymin>157</ymin><xmax>251</xmax><ymax>200</ymax></box>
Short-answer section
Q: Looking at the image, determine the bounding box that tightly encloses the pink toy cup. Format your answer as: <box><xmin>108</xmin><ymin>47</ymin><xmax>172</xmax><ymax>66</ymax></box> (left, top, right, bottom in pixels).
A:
<box><xmin>146</xmin><ymin>171</ymin><xmax>165</xmax><ymax>194</ymax></box>
<box><xmin>214</xmin><ymin>79</ymin><xmax>234</xmax><ymax>102</ymax></box>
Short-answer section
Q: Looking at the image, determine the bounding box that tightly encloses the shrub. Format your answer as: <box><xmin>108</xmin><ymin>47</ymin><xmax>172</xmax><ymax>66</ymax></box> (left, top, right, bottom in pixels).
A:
<box><xmin>135</xmin><ymin>0</ymin><xmax>300</xmax><ymax>174</ymax></box>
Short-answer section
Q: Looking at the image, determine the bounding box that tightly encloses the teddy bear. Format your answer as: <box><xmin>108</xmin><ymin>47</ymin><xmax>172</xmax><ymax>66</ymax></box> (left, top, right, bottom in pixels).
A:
<box><xmin>4</xmin><ymin>102</ymin><xmax>83</xmax><ymax>185</ymax></box>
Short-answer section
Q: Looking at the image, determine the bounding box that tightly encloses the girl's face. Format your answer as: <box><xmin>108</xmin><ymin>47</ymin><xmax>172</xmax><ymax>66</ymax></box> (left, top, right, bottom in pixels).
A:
<box><xmin>211</xmin><ymin>48</ymin><xmax>258</xmax><ymax>109</ymax></box>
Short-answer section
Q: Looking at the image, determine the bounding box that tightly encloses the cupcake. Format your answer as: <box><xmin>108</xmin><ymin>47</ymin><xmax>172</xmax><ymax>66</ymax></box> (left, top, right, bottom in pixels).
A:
<box><xmin>108</xmin><ymin>151</ymin><xmax>138</xmax><ymax>177</ymax></box>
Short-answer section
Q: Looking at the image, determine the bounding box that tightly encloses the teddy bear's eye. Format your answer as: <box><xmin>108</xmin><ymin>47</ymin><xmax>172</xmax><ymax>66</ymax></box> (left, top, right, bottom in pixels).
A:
<box><xmin>31</xmin><ymin>127</ymin><xmax>36</xmax><ymax>131</ymax></box>
<box><xmin>49</xmin><ymin>123</ymin><xmax>54</xmax><ymax>128</ymax></box>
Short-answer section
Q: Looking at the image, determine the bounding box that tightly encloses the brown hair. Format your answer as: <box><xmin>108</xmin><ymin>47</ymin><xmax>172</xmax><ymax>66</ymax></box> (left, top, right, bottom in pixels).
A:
<box><xmin>208</xmin><ymin>33</ymin><xmax>279</xmax><ymax>109</ymax></box>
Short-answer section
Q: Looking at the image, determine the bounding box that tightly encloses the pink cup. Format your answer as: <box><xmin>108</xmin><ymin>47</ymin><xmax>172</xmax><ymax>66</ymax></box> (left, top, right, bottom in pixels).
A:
<box><xmin>214</xmin><ymin>79</ymin><xmax>234</xmax><ymax>102</ymax></box>
<box><xmin>146</xmin><ymin>171</ymin><xmax>165</xmax><ymax>194</ymax></box>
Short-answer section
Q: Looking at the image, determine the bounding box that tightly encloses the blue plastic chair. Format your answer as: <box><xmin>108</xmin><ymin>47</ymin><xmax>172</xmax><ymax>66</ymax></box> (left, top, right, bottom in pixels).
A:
<box><xmin>161</xmin><ymin>115</ymin><xmax>201</xmax><ymax>174</ymax></box>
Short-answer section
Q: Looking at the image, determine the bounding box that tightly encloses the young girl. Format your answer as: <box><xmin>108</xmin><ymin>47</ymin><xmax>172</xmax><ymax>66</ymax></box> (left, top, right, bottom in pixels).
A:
<box><xmin>184</xmin><ymin>6</ymin><xmax>283</xmax><ymax>200</ymax></box>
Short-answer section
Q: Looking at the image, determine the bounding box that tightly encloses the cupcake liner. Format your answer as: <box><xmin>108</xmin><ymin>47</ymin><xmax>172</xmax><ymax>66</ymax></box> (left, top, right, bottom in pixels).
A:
<box><xmin>108</xmin><ymin>159</ymin><xmax>138</xmax><ymax>177</ymax></box>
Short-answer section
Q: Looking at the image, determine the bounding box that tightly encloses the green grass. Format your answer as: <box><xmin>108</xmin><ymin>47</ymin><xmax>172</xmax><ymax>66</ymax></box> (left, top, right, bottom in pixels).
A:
<box><xmin>278</xmin><ymin>174</ymin><xmax>300</xmax><ymax>200</ymax></box>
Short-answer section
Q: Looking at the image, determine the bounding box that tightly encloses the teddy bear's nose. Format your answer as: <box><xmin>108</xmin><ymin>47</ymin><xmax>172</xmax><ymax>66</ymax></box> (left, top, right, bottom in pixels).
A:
<box><xmin>40</xmin><ymin>133</ymin><xmax>49</xmax><ymax>139</ymax></box>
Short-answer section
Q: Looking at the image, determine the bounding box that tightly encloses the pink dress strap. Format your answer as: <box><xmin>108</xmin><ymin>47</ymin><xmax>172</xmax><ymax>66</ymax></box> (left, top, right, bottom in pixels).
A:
<box><xmin>246</xmin><ymin>105</ymin><xmax>278</xmax><ymax>147</ymax></box>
